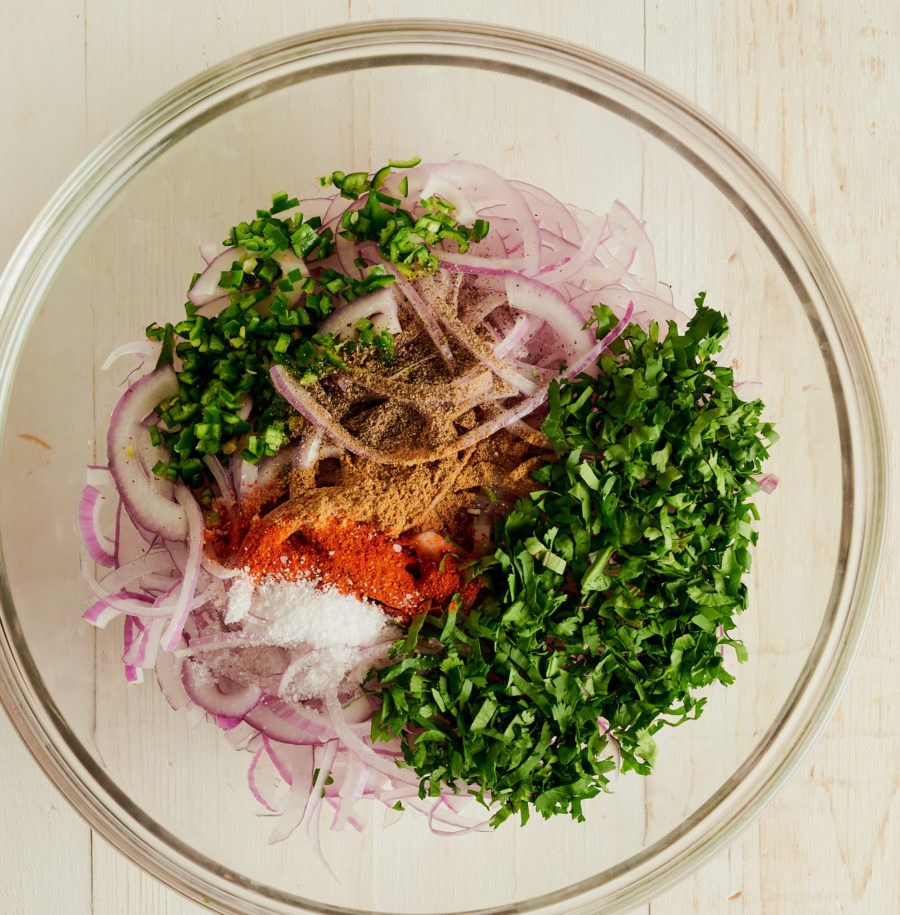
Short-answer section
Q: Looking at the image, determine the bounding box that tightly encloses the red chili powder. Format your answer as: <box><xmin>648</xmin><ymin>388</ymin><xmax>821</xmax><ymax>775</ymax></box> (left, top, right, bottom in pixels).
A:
<box><xmin>230</xmin><ymin>514</ymin><xmax>479</xmax><ymax>624</ymax></box>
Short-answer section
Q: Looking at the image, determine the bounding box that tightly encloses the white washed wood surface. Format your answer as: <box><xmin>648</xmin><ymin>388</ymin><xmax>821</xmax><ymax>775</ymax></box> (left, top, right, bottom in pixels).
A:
<box><xmin>1</xmin><ymin>2</ymin><xmax>897</xmax><ymax>913</ymax></box>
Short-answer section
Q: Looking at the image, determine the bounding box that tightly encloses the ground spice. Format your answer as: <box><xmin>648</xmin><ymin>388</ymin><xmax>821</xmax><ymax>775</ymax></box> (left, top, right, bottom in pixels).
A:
<box><xmin>204</xmin><ymin>271</ymin><xmax>554</xmax><ymax>627</ymax></box>
<box><xmin>234</xmin><ymin>513</ymin><xmax>480</xmax><ymax>624</ymax></box>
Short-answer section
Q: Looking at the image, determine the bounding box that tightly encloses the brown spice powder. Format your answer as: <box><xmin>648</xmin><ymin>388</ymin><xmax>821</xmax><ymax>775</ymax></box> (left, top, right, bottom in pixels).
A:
<box><xmin>276</xmin><ymin>273</ymin><xmax>553</xmax><ymax>545</ymax></box>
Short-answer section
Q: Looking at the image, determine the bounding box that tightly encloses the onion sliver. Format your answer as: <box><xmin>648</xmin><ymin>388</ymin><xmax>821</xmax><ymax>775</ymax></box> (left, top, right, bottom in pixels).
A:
<box><xmin>188</xmin><ymin>246</ymin><xmax>244</xmax><ymax>307</ymax></box>
<box><xmin>494</xmin><ymin>314</ymin><xmax>531</xmax><ymax>358</ymax></box>
<box><xmin>101</xmin><ymin>339</ymin><xmax>154</xmax><ymax>372</ymax></box>
<box><xmin>293</xmin><ymin>428</ymin><xmax>324</xmax><ymax>470</ymax></box>
<box><xmin>107</xmin><ymin>366</ymin><xmax>188</xmax><ymax>540</ymax></box>
<box><xmin>160</xmin><ymin>484</ymin><xmax>204</xmax><ymax>651</ymax></box>
<box><xmin>561</xmin><ymin>301</ymin><xmax>635</xmax><ymax>379</ymax></box>
<box><xmin>203</xmin><ymin>455</ymin><xmax>236</xmax><ymax>509</ymax></box>
<box><xmin>156</xmin><ymin>642</ymin><xmax>192</xmax><ymax>711</ymax></box>
<box><xmin>606</xmin><ymin>200</ymin><xmax>657</xmax><ymax>292</ymax></box>
<box><xmin>181</xmin><ymin>660</ymin><xmax>263</xmax><ymax>717</ymax></box>
<box><xmin>323</xmin><ymin>687</ymin><xmax>419</xmax><ymax>788</ymax></box>
<box><xmin>386</xmin><ymin>267</ymin><xmax>455</xmax><ymax>370</ymax></box>
<box><xmin>78</xmin><ymin>485</ymin><xmax>115</xmax><ymax>567</ymax></box>
<box><xmin>317</xmin><ymin>285</ymin><xmax>402</xmax><ymax>339</ymax></box>
<box><xmin>503</xmin><ymin>274</ymin><xmax>592</xmax><ymax>361</ymax></box>
<box><xmin>244</xmin><ymin>698</ymin><xmax>332</xmax><ymax>745</ymax></box>
<box><xmin>438</xmin><ymin>312</ymin><xmax>539</xmax><ymax>396</ymax></box>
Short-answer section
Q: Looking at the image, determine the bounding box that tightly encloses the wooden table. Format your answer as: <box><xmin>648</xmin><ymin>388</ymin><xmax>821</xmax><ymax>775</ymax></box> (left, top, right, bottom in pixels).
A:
<box><xmin>2</xmin><ymin>3</ymin><xmax>896</xmax><ymax>912</ymax></box>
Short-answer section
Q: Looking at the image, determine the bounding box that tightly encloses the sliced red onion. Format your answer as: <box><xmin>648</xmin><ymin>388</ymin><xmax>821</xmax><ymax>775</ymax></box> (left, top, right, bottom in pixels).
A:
<box><xmin>423</xmin><ymin>797</ymin><xmax>492</xmax><ymax>836</ymax></box>
<box><xmin>160</xmin><ymin>485</ymin><xmax>204</xmax><ymax>651</ymax></box>
<box><xmin>268</xmin><ymin>744</ymin><xmax>313</xmax><ymax>844</ymax></box>
<box><xmin>94</xmin><ymin>550</ymin><xmax>178</xmax><ymax>596</ymax></box>
<box><xmin>195</xmin><ymin>294</ymin><xmax>232</xmax><ymax>320</ymax></box>
<box><xmin>231</xmin><ymin>454</ymin><xmax>259</xmax><ymax>504</ymax></box>
<box><xmin>247</xmin><ymin>747</ymin><xmax>278</xmax><ymax>813</ymax></box>
<box><xmin>386</xmin><ymin>267</ymin><xmax>455</xmax><ymax>370</ymax></box>
<box><xmin>199</xmin><ymin>241</ymin><xmax>225</xmax><ymax>264</ymax></box>
<box><xmin>569</xmin><ymin>285</ymin><xmax>684</xmax><ymax>328</ymax></box>
<box><xmin>203</xmin><ymin>455</ymin><xmax>236</xmax><ymax>509</ymax></box>
<box><xmin>317</xmin><ymin>285</ymin><xmax>402</xmax><ymax>340</ymax></box>
<box><xmin>538</xmin><ymin>211</ymin><xmax>610</xmax><ymax>286</ymax></box>
<box><xmin>188</xmin><ymin>246</ymin><xmax>245</xmax><ymax>307</ymax></box>
<box><xmin>756</xmin><ymin>473</ymin><xmax>779</xmax><ymax>494</ymax></box>
<box><xmin>270</xmin><ymin>248</ymin><xmax>309</xmax><ymax>307</ymax></box>
<box><xmin>560</xmin><ymin>301</ymin><xmax>635</xmax><ymax>379</ymax></box>
<box><xmin>252</xmin><ymin>448</ymin><xmax>295</xmax><ymax>495</ymax></box>
<box><xmin>277</xmin><ymin>649</ymin><xmax>314</xmax><ymax>697</ymax></box>
<box><xmin>107</xmin><ymin>366</ymin><xmax>188</xmax><ymax>541</ymax></box>
<box><xmin>494</xmin><ymin>313</ymin><xmax>531</xmax><ymax>358</ymax></box>
<box><xmin>331</xmin><ymin>752</ymin><xmax>367</xmax><ymax>831</ymax></box>
<box><xmin>78</xmin><ymin>485</ymin><xmax>115</xmax><ymax>567</ymax></box>
<box><xmin>123</xmin><ymin>617</ymin><xmax>143</xmax><ymax>684</ymax></box>
<box><xmin>606</xmin><ymin>200</ymin><xmax>657</xmax><ymax>292</ymax></box>
<box><xmin>430</xmin><ymin>160</ymin><xmax>542</xmax><ymax>274</ymax></box>
<box><xmin>181</xmin><ymin>660</ymin><xmax>263</xmax><ymax>717</ymax></box>
<box><xmin>83</xmin><ymin>598</ymin><xmax>123</xmax><ymax>629</ymax></box>
<box><xmin>244</xmin><ymin>699</ymin><xmax>331</xmax><ymax>745</ymax></box>
<box><xmin>509</xmin><ymin>178</ymin><xmax>581</xmax><ymax>239</ymax></box>
<box><xmin>155</xmin><ymin>642</ymin><xmax>192</xmax><ymax>711</ymax></box>
<box><xmin>303</xmin><ymin>742</ymin><xmax>339</xmax><ymax>870</ymax></box>
<box><xmin>293</xmin><ymin>427</ymin><xmax>324</xmax><ymax>470</ymax></box>
<box><xmin>438</xmin><ymin>313</ymin><xmax>539</xmax><ymax>396</ymax></box>
<box><xmin>101</xmin><ymin>339</ymin><xmax>155</xmax><ymax>372</ymax></box>
<box><xmin>323</xmin><ymin>687</ymin><xmax>419</xmax><ymax>788</ymax></box>
<box><xmin>176</xmin><ymin>631</ymin><xmax>256</xmax><ymax>657</ymax></box>
<box><xmin>460</xmin><ymin>291</ymin><xmax>507</xmax><ymax>325</ymax></box>
<box><xmin>140</xmin><ymin>617</ymin><xmax>167</xmax><ymax>671</ymax></box>
<box><xmin>263</xmin><ymin>734</ymin><xmax>294</xmax><ymax>783</ymax></box>
<box><xmin>437</xmin><ymin>251</ymin><xmax>526</xmax><ymax>276</ymax></box>
<box><xmin>597</xmin><ymin>716</ymin><xmax>622</xmax><ymax>772</ymax></box>
<box><xmin>420</xmin><ymin>172</ymin><xmax>481</xmax><ymax>224</ymax></box>
<box><xmin>504</xmin><ymin>273</ymin><xmax>592</xmax><ymax>361</ymax></box>
<box><xmin>270</xmin><ymin>366</ymin><xmax>394</xmax><ymax>463</ymax></box>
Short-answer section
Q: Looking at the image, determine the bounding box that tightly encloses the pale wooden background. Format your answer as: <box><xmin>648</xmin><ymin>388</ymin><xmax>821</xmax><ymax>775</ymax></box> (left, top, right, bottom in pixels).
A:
<box><xmin>1</xmin><ymin>2</ymin><xmax>897</xmax><ymax>913</ymax></box>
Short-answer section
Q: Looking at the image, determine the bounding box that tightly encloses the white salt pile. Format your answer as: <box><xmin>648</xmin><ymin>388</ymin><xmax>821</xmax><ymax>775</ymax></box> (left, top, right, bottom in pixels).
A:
<box><xmin>223</xmin><ymin>572</ymin><xmax>398</xmax><ymax>701</ymax></box>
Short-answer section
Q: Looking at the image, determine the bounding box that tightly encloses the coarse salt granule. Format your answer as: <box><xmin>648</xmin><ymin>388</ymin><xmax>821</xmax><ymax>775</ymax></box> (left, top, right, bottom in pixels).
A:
<box><xmin>220</xmin><ymin>572</ymin><xmax>398</xmax><ymax>701</ymax></box>
<box><xmin>234</xmin><ymin>573</ymin><xmax>391</xmax><ymax>648</ymax></box>
<box><xmin>224</xmin><ymin>572</ymin><xmax>255</xmax><ymax>625</ymax></box>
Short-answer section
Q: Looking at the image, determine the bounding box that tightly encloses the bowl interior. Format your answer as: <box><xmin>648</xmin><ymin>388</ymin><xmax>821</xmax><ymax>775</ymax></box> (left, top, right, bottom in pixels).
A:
<box><xmin>0</xmin><ymin>28</ymin><xmax>865</xmax><ymax>915</ymax></box>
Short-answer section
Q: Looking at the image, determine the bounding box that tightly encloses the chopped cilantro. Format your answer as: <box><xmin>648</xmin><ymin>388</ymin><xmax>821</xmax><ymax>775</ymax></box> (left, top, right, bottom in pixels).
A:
<box><xmin>371</xmin><ymin>296</ymin><xmax>776</xmax><ymax>827</ymax></box>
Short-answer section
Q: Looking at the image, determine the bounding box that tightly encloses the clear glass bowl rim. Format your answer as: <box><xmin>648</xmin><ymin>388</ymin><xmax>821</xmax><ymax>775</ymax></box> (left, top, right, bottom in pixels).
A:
<box><xmin>0</xmin><ymin>19</ymin><xmax>888</xmax><ymax>915</ymax></box>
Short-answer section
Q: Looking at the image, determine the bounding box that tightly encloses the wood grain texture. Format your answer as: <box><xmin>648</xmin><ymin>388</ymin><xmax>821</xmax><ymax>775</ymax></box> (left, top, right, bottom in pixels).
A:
<box><xmin>1</xmin><ymin>1</ymin><xmax>897</xmax><ymax>913</ymax></box>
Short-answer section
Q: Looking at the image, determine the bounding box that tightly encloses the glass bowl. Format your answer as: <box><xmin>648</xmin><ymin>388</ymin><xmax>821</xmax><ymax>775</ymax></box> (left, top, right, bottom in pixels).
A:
<box><xmin>0</xmin><ymin>20</ymin><xmax>886</xmax><ymax>915</ymax></box>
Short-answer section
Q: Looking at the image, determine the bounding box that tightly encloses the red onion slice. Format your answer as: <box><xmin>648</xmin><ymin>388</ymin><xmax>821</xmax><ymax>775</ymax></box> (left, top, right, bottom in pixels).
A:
<box><xmin>78</xmin><ymin>485</ymin><xmax>115</xmax><ymax>567</ymax></box>
<box><xmin>203</xmin><ymin>455</ymin><xmax>236</xmax><ymax>509</ymax></box>
<box><xmin>244</xmin><ymin>699</ymin><xmax>331</xmax><ymax>746</ymax></box>
<box><xmin>386</xmin><ymin>267</ymin><xmax>455</xmax><ymax>370</ymax></box>
<box><xmin>106</xmin><ymin>366</ymin><xmax>188</xmax><ymax>541</ymax></box>
<box><xmin>317</xmin><ymin>285</ymin><xmax>402</xmax><ymax>339</ymax></box>
<box><xmin>181</xmin><ymin>660</ymin><xmax>263</xmax><ymax>717</ymax></box>
<box><xmin>437</xmin><ymin>313</ymin><xmax>539</xmax><ymax>396</ymax></box>
<box><xmin>606</xmin><ymin>200</ymin><xmax>657</xmax><ymax>292</ymax></box>
<box><xmin>188</xmin><ymin>246</ymin><xmax>245</xmax><ymax>307</ymax></box>
<box><xmin>101</xmin><ymin>339</ymin><xmax>155</xmax><ymax>372</ymax></box>
<box><xmin>155</xmin><ymin>642</ymin><xmax>192</xmax><ymax>711</ymax></box>
<box><xmin>160</xmin><ymin>485</ymin><xmax>204</xmax><ymax>651</ymax></box>
<box><xmin>247</xmin><ymin>747</ymin><xmax>278</xmax><ymax>813</ymax></box>
<box><xmin>323</xmin><ymin>687</ymin><xmax>419</xmax><ymax>788</ymax></box>
<box><xmin>504</xmin><ymin>274</ymin><xmax>592</xmax><ymax>362</ymax></box>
